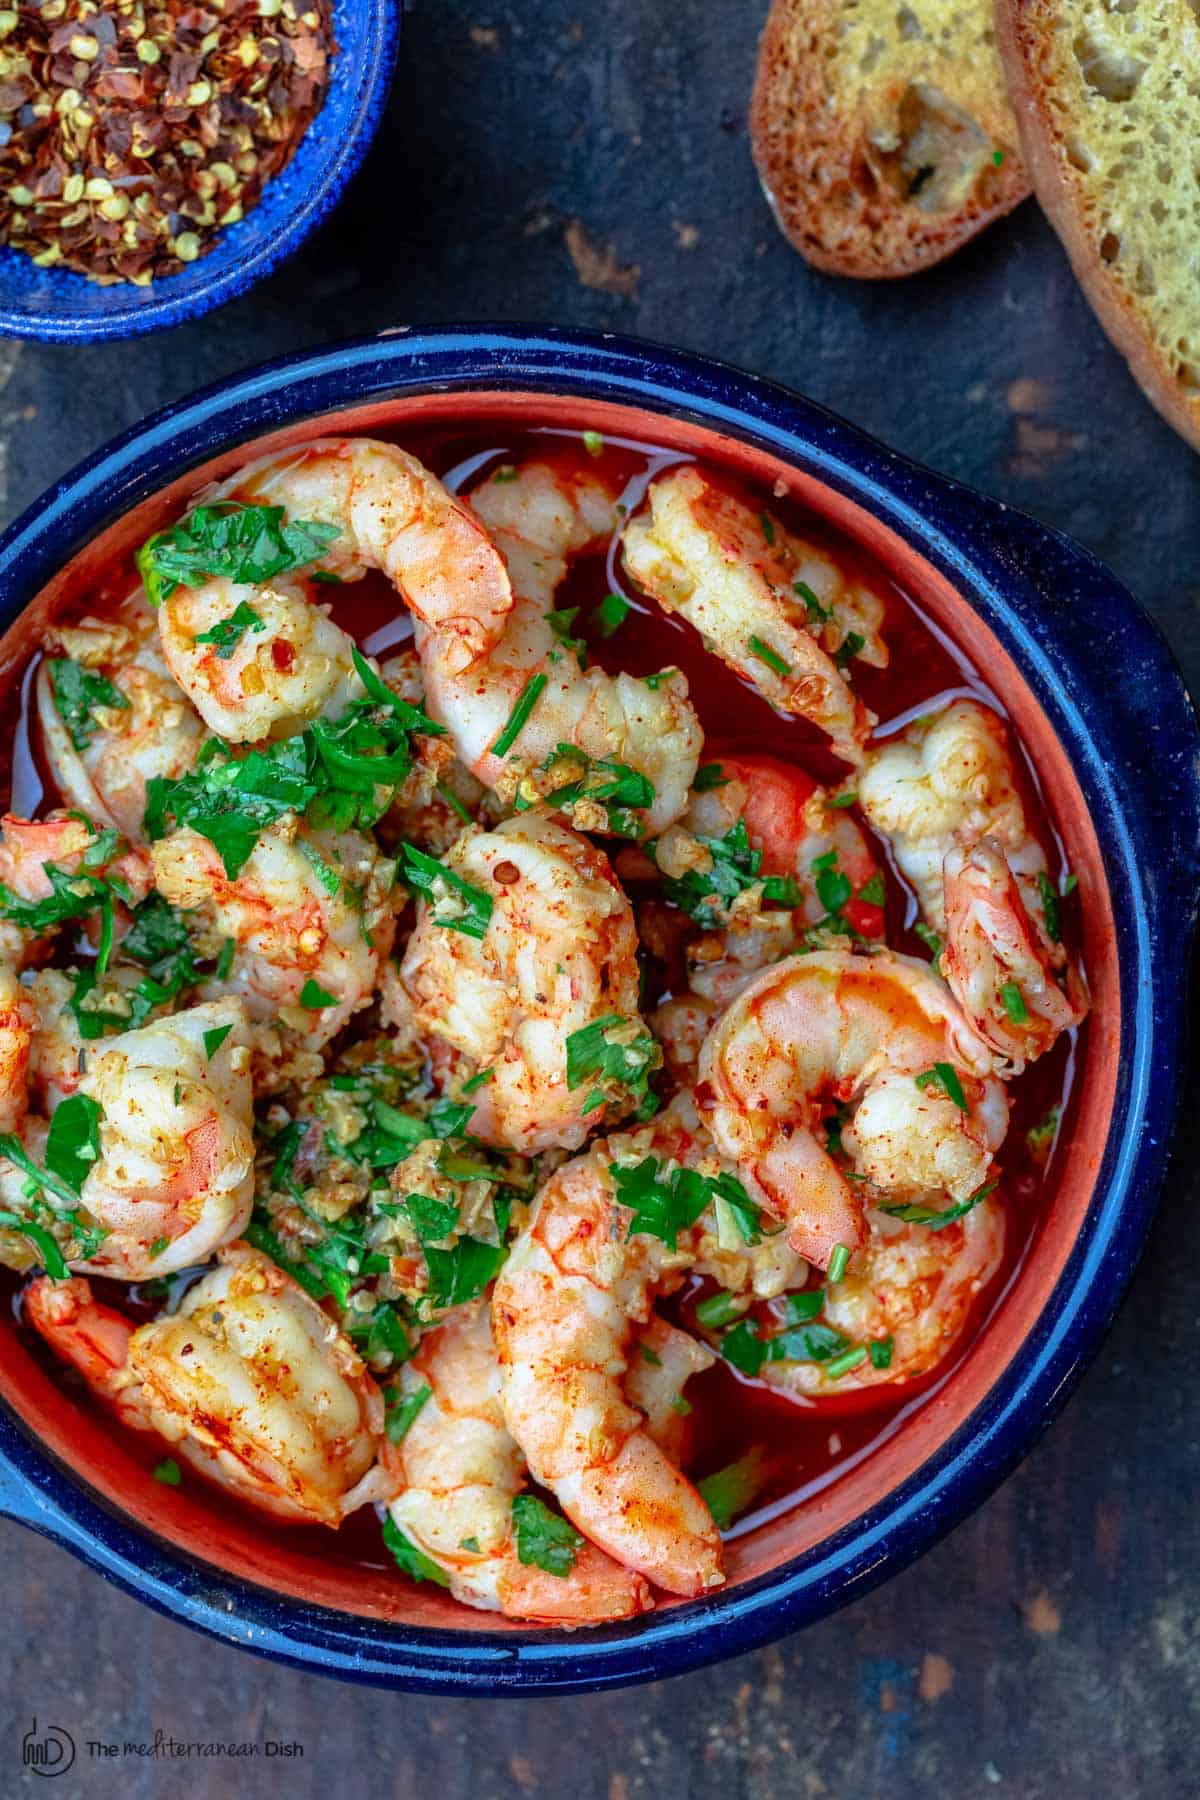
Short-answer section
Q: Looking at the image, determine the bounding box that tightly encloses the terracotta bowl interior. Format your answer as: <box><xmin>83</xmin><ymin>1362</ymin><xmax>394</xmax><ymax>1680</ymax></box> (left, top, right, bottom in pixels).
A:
<box><xmin>0</xmin><ymin>392</ymin><xmax>1118</xmax><ymax>1632</ymax></box>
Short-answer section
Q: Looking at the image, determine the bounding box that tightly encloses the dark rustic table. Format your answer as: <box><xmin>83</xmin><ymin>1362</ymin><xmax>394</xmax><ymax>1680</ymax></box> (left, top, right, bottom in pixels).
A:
<box><xmin>3</xmin><ymin>3</ymin><xmax>1199</xmax><ymax>1795</ymax></box>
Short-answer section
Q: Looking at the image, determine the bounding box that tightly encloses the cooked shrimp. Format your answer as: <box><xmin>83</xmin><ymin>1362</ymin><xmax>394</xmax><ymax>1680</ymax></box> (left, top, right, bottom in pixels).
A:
<box><xmin>37</xmin><ymin>609</ymin><xmax>205</xmax><ymax>838</ymax></box>
<box><xmin>858</xmin><ymin>701</ymin><xmax>1087</xmax><ymax>1056</ymax></box>
<box><xmin>0</xmin><ymin>812</ymin><xmax>152</xmax><ymax>909</ymax></box>
<box><xmin>156</xmin><ymin>438</ymin><xmax>514</xmax><ymax>745</ymax></box>
<box><xmin>491</xmin><ymin>1115</ymin><xmax>725</xmax><ymax>1597</ymax></box>
<box><xmin>760</xmin><ymin>1193</ymin><xmax>1005</xmax><ymax>1394</ymax></box>
<box><xmin>22</xmin><ymin>1275</ymin><xmax>150</xmax><ymax>1431</ymax></box>
<box><xmin>857</xmin><ymin>699</ymin><xmax>1041</xmax><ymax>934</ymax></box>
<box><xmin>385</xmin><ymin>1305</ymin><xmax>653</xmax><ymax>1622</ymax></box>
<box><xmin>626</xmin><ymin>1315</ymin><xmax>714</xmax><ymax>1461</ymax></box>
<box><xmin>656</xmin><ymin>752</ymin><xmax>886</xmax><ymax>1005</ymax></box>
<box><xmin>942</xmin><ymin>840</ymin><xmax>1087</xmax><ymax>1065</ymax></box>
<box><xmin>25</xmin><ymin>1243</ymin><xmax>393</xmax><ymax>1524</ymax></box>
<box><xmin>0</xmin><ymin>967</ymin><xmax>35</xmax><ymax>1135</ymax></box>
<box><xmin>151</xmin><ymin>821</ymin><xmax>396</xmax><ymax>1050</ymax></box>
<box><xmin>400</xmin><ymin>813</ymin><xmax>657</xmax><ymax>1154</ymax></box>
<box><xmin>73</xmin><ymin>999</ymin><xmax>255</xmax><ymax>1278</ymax></box>
<box><xmin>417</xmin><ymin>460</ymin><xmax>702</xmax><ymax>835</ymax></box>
<box><xmin>696</xmin><ymin>950</ymin><xmax>1008</xmax><ymax>1270</ymax></box>
<box><xmin>622</xmin><ymin>468</ymin><xmax>884</xmax><ymax>764</ymax></box>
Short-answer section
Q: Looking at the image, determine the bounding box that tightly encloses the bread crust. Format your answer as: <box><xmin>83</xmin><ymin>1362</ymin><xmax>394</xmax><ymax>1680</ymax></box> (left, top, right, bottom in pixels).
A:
<box><xmin>995</xmin><ymin>0</ymin><xmax>1200</xmax><ymax>451</ymax></box>
<box><xmin>750</xmin><ymin>0</ymin><xmax>1031</xmax><ymax>279</ymax></box>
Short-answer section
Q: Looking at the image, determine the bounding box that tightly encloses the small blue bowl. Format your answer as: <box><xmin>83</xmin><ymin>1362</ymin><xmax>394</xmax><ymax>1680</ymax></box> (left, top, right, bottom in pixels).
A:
<box><xmin>0</xmin><ymin>327</ymin><xmax>1196</xmax><ymax>1693</ymax></box>
<box><xmin>0</xmin><ymin>1</ymin><xmax>398</xmax><ymax>343</ymax></box>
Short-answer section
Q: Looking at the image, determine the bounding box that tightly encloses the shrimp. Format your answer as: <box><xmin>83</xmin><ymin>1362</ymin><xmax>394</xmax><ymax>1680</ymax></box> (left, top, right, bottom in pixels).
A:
<box><xmin>385</xmin><ymin>1306</ymin><xmax>653</xmax><ymax>1622</ymax></box>
<box><xmin>37</xmin><ymin>608</ymin><xmax>205</xmax><ymax>839</ymax></box>
<box><xmin>150</xmin><ymin>821</ymin><xmax>396</xmax><ymax>1050</ymax></box>
<box><xmin>858</xmin><ymin>700</ymin><xmax>1087</xmax><ymax>1057</ymax></box>
<box><xmin>942</xmin><ymin>840</ymin><xmax>1087</xmax><ymax>1065</ymax></box>
<box><xmin>655</xmin><ymin>752</ymin><xmax>886</xmax><ymax>1005</ymax></box>
<box><xmin>0</xmin><ymin>812</ymin><xmax>153</xmax><ymax>909</ymax></box>
<box><xmin>417</xmin><ymin>460</ymin><xmax>703</xmax><ymax>835</ymax></box>
<box><xmin>757</xmin><ymin>1194</ymin><xmax>1005</xmax><ymax>1396</ymax></box>
<box><xmin>857</xmin><ymin>699</ymin><xmax>1041</xmax><ymax>934</ymax></box>
<box><xmin>491</xmin><ymin>1112</ymin><xmax>726</xmax><ymax>1597</ymax></box>
<box><xmin>25</xmin><ymin>1243</ymin><xmax>393</xmax><ymax>1524</ymax></box>
<box><xmin>696</xmin><ymin>950</ymin><xmax>1009</xmax><ymax>1270</ymax></box>
<box><xmin>73</xmin><ymin>998</ymin><xmax>255</xmax><ymax>1278</ymax></box>
<box><xmin>157</xmin><ymin>438</ymin><xmax>513</xmax><ymax>743</ymax></box>
<box><xmin>399</xmin><ymin>813</ymin><xmax>657</xmax><ymax>1154</ymax></box>
<box><xmin>0</xmin><ymin>967</ymin><xmax>36</xmax><ymax>1135</ymax></box>
<box><xmin>622</xmin><ymin>467</ymin><xmax>885</xmax><ymax>765</ymax></box>
<box><xmin>626</xmin><ymin>1315</ymin><xmax>715</xmax><ymax>1463</ymax></box>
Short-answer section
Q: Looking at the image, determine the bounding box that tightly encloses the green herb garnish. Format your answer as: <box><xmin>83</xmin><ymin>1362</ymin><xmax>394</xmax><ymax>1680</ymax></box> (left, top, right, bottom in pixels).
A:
<box><xmin>48</xmin><ymin>658</ymin><xmax>129</xmax><ymax>751</ymax></box>
<box><xmin>511</xmin><ymin>1494</ymin><xmax>583</xmax><ymax>1577</ymax></box>
<box><xmin>136</xmin><ymin>501</ymin><xmax>339</xmax><ymax>606</ymax></box>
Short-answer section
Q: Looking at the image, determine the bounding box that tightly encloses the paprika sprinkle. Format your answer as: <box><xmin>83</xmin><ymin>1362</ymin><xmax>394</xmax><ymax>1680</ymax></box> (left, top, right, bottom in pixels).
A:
<box><xmin>0</xmin><ymin>0</ymin><xmax>334</xmax><ymax>286</ymax></box>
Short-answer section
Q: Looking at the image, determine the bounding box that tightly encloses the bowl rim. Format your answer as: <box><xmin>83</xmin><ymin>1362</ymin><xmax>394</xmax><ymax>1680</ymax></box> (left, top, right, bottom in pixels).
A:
<box><xmin>0</xmin><ymin>0</ymin><xmax>400</xmax><ymax>344</ymax></box>
<box><xmin>0</xmin><ymin>324</ymin><xmax>1197</xmax><ymax>1693</ymax></box>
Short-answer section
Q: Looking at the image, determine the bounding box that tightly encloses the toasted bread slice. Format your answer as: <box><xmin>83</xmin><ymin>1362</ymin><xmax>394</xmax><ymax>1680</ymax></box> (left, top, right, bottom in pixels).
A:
<box><xmin>750</xmin><ymin>0</ymin><xmax>1031</xmax><ymax>277</ymax></box>
<box><xmin>997</xmin><ymin>0</ymin><xmax>1200</xmax><ymax>451</ymax></box>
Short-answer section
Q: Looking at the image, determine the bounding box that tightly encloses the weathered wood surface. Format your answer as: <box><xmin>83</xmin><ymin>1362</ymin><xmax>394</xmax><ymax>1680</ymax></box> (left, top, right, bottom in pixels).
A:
<box><xmin>1</xmin><ymin>1</ymin><xmax>1198</xmax><ymax>1793</ymax></box>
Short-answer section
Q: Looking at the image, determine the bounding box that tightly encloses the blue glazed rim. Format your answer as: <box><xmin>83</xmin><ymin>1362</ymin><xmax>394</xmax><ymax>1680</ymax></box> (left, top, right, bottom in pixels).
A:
<box><xmin>0</xmin><ymin>1</ymin><xmax>399</xmax><ymax>344</ymax></box>
<box><xmin>0</xmin><ymin>326</ymin><xmax>1196</xmax><ymax>1693</ymax></box>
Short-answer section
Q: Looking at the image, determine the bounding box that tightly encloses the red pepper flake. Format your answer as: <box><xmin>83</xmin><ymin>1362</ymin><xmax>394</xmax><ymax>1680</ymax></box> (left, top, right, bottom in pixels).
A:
<box><xmin>0</xmin><ymin>1</ymin><xmax>335</xmax><ymax>286</ymax></box>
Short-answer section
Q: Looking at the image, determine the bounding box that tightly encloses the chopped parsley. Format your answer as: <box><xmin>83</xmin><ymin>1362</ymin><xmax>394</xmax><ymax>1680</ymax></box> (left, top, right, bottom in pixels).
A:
<box><xmin>202</xmin><ymin>1023</ymin><xmax>233</xmax><ymax>1058</ymax></box>
<box><xmin>692</xmin><ymin>763</ymin><xmax>728</xmax><ymax>793</ymax></box>
<box><xmin>385</xmin><ymin>1383</ymin><xmax>432</xmax><ymax>1445</ymax></box>
<box><xmin>136</xmin><ymin>500</ymin><xmax>339</xmax><ymax>607</ymax></box>
<box><xmin>1037</xmin><ymin>870</ymin><xmax>1069</xmax><ymax>943</ymax></box>
<box><xmin>654</xmin><ymin>818</ymin><xmax>799</xmax><ymax>923</ymax></box>
<box><xmin>747</xmin><ymin>635</ymin><xmax>790</xmax><ymax>678</ymax></box>
<box><xmin>397</xmin><ymin>841</ymin><xmax>494</xmax><ymax>941</ymax></box>
<box><xmin>489</xmin><ymin>672</ymin><xmax>547</xmax><ymax>758</ymax></box>
<box><xmin>382</xmin><ymin>1515</ymin><xmax>450</xmax><ymax>1587</ymax></box>
<box><xmin>795</xmin><ymin>579</ymin><xmax>832</xmax><ymax>626</ymax></box>
<box><xmin>192</xmin><ymin>602</ymin><xmax>266</xmax><ymax>660</ymax></box>
<box><xmin>460</xmin><ymin>1067</ymin><xmax>494</xmax><ymax>1095</ymax></box>
<box><xmin>694</xmin><ymin>1289</ymin><xmax>747</xmax><ymax>1330</ymax></box>
<box><xmin>565</xmin><ymin>1014</ymin><xmax>660</xmax><ymax>1120</ymax></box>
<box><xmin>48</xmin><ymin>658</ymin><xmax>129</xmax><ymax>751</ymax></box>
<box><xmin>546</xmin><ymin>607</ymin><xmax>587</xmax><ymax>666</ymax></box>
<box><xmin>144</xmin><ymin>650</ymin><xmax>442</xmax><ymax>875</ymax></box>
<box><xmin>520</xmin><ymin>743</ymin><xmax>654</xmax><ymax>837</ymax></box>
<box><xmin>914</xmin><ymin>1062</ymin><xmax>968</xmax><ymax>1113</ymax></box>
<box><xmin>869</xmin><ymin>1336</ymin><xmax>894</xmax><ymax>1370</ymax></box>
<box><xmin>609</xmin><ymin>1156</ymin><xmax>710</xmax><ymax>1249</ymax></box>
<box><xmin>512</xmin><ymin>1494</ymin><xmax>583</xmax><ymax>1577</ymax></box>
<box><xmin>595</xmin><ymin>592</ymin><xmax>630</xmax><ymax>638</ymax></box>
<box><xmin>299</xmin><ymin>977</ymin><xmax>336</xmax><ymax>1010</ymax></box>
<box><xmin>421</xmin><ymin>1236</ymin><xmax>507</xmax><ymax>1311</ymax></box>
<box><xmin>759</xmin><ymin>513</ymin><xmax>776</xmax><ymax>546</ymax></box>
<box><xmin>401</xmin><ymin>1191</ymin><xmax>461</xmax><ymax>1243</ymax></box>
<box><xmin>0</xmin><ymin>824</ymin><xmax>131</xmax><ymax>971</ymax></box>
<box><xmin>698</xmin><ymin>1449</ymin><xmax>768</xmax><ymax>1531</ymax></box>
<box><xmin>879</xmin><ymin>1179</ymin><xmax>998</xmax><ymax>1230</ymax></box>
<box><xmin>1026</xmin><ymin>1106</ymin><xmax>1060</xmax><ymax>1156</ymax></box>
<box><xmin>152</xmin><ymin>1458</ymin><xmax>182</xmax><ymax>1487</ymax></box>
<box><xmin>832</xmin><ymin>631</ymin><xmax>865</xmax><ymax>671</ymax></box>
<box><xmin>999</xmin><ymin>981</ymin><xmax>1029</xmax><ymax>1024</ymax></box>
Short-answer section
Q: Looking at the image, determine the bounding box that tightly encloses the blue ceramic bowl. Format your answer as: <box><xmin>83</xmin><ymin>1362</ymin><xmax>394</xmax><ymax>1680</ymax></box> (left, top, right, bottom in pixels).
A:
<box><xmin>0</xmin><ymin>327</ymin><xmax>1196</xmax><ymax>1692</ymax></box>
<box><xmin>0</xmin><ymin>2</ymin><xmax>398</xmax><ymax>343</ymax></box>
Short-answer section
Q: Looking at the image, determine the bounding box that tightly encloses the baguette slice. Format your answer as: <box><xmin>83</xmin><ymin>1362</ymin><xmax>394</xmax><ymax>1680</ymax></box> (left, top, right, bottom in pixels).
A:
<box><xmin>997</xmin><ymin>0</ymin><xmax>1200</xmax><ymax>450</ymax></box>
<box><xmin>750</xmin><ymin>0</ymin><xmax>1031</xmax><ymax>277</ymax></box>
